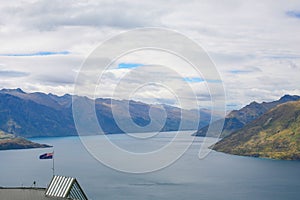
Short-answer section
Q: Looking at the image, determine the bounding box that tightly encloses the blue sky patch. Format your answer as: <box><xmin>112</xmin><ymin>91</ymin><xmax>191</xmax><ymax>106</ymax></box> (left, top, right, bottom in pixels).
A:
<box><xmin>183</xmin><ymin>77</ymin><xmax>222</xmax><ymax>83</ymax></box>
<box><xmin>229</xmin><ymin>70</ymin><xmax>252</xmax><ymax>74</ymax></box>
<box><xmin>286</xmin><ymin>10</ymin><xmax>300</xmax><ymax>19</ymax></box>
<box><xmin>183</xmin><ymin>77</ymin><xmax>204</xmax><ymax>83</ymax></box>
<box><xmin>0</xmin><ymin>51</ymin><xmax>70</xmax><ymax>57</ymax></box>
<box><xmin>118</xmin><ymin>63</ymin><xmax>144</xmax><ymax>69</ymax></box>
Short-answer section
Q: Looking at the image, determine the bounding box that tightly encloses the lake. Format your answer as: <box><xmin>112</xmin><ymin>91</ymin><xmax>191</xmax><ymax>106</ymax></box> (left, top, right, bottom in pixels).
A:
<box><xmin>0</xmin><ymin>131</ymin><xmax>299</xmax><ymax>200</ymax></box>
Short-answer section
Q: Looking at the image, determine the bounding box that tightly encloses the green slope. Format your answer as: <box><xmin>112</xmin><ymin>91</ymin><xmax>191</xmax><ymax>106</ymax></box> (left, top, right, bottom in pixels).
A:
<box><xmin>213</xmin><ymin>100</ymin><xmax>300</xmax><ymax>160</ymax></box>
<box><xmin>0</xmin><ymin>130</ymin><xmax>51</xmax><ymax>150</ymax></box>
<box><xmin>194</xmin><ymin>94</ymin><xmax>300</xmax><ymax>138</ymax></box>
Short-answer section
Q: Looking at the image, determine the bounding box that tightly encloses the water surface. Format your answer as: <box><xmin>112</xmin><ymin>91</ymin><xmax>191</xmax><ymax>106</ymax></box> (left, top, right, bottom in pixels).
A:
<box><xmin>0</xmin><ymin>132</ymin><xmax>299</xmax><ymax>200</ymax></box>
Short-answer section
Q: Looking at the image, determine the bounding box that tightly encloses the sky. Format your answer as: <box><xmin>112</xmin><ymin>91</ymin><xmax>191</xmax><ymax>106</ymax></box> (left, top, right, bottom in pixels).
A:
<box><xmin>0</xmin><ymin>0</ymin><xmax>300</xmax><ymax>110</ymax></box>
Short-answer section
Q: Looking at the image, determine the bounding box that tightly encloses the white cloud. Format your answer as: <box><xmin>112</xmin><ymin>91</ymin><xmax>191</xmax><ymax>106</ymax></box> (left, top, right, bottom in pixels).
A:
<box><xmin>0</xmin><ymin>0</ymin><xmax>300</xmax><ymax>109</ymax></box>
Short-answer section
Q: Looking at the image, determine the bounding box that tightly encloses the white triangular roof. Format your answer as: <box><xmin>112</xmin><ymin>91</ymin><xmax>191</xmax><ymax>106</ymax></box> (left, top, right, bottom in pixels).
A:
<box><xmin>45</xmin><ymin>175</ymin><xmax>88</xmax><ymax>200</ymax></box>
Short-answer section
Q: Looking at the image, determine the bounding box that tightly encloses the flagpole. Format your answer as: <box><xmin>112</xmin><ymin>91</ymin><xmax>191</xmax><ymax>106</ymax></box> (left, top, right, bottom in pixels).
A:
<box><xmin>52</xmin><ymin>149</ymin><xmax>55</xmax><ymax>177</ymax></box>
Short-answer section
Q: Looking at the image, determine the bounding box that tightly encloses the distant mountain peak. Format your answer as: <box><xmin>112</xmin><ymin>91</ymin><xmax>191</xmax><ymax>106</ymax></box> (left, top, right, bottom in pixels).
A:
<box><xmin>0</xmin><ymin>88</ymin><xmax>25</xmax><ymax>94</ymax></box>
<box><xmin>62</xmin><ymin>94</ymin><xmax>71</xmax><ymax>97</ymax></box>
<box><xmin>247</xmin><ymin>101</ymin><xmax>260</xmax><ymax>107</ymax></box>
<box><xmin>249</xmin><ymin>100</ymin><xmax>259</xmax><ymax>104</ymax></box>
<box><xmin>48</xmin><ymin>93</ymin><xmax>71</xmax><ymax>98</ymax></box>
<box><xmin>279</xmin><ymin>94</ymin><xmax>300</xmax><ymax>102</ymax></box>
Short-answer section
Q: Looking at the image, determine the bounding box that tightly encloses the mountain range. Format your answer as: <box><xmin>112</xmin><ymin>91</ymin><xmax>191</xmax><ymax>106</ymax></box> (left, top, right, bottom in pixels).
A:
<box><xmin>0</xmin><ymin>88</ymin><xmax>214</xmax><ymax>138</ymax></box>
<box><xmin>213</xmin><ymin>100</ymin><xmax>300</xmax><ymax>160</ymax></box>
<box><xmin>194</xmin><ymin>94</ymin><xmax>300</xmax><ymax>138</ymax></box>
<box><xmin>1</xmin><ymin>88</ymin><xmax>299</xmax><ymax>159</ymax></box>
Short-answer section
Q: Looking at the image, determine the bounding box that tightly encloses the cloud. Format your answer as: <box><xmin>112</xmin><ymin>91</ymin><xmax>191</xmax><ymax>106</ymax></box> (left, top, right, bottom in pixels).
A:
<box><xmin>0</xmin><ymin>0</ymin><xmax>300</xmax><ymax>110</ymax></box>
<box><xmin>0</xmin><ymin>51</ymin><xmax>70</xmax><ymax>57</ymax></box>
<box><xmin>1</xmin><ymin>0</ymin><xmax>162</xmax><ymax>31</ymax></box>
<box><xmin>34</xmin><ymin>74</ymin><xmax>75</xmax><ymax>86</ymax></box>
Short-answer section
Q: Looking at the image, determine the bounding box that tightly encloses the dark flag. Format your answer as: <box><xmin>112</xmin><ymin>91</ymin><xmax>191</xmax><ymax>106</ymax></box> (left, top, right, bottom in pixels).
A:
<box><xmin>39</xmin><ymin>152</ymin><xmax>53</xmax><ymax>159</ymax></box>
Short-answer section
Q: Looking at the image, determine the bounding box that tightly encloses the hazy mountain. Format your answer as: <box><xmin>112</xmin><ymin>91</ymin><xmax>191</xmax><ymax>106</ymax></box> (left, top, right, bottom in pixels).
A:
<box><xmin>0</xmin><ymin>89</ymin><xmax>76</xmax><ymax>137</ymax></box>
<box><xmin>0</xmin><ymin>88</ymin><xmax>215</xmax><ymax>138</ymax></box>
<box><xmin>212</xmin><ymin>100</ymin><xmax>300</xmax><ymax>160</ymax></box>
<box><xmin>194</xmin><ymin>94</ymin><xmax>300</xmax><ymax>138</ymax></box>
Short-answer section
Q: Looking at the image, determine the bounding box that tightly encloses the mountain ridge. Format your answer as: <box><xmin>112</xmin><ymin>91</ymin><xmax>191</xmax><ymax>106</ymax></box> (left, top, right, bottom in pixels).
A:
<box><xmin>194</xmin><ymin>94</ymin><xmax>300</xmax><ymax>138</ymax></box>
<box><xmin>212</xmin><ymin>100</ymin><xmax>300</xmax><ymax>160</ymax></box>
<box><xmin>0</xmin><ymin>88</ymin><xmax>216</xmax><ymax>138</ymax></box>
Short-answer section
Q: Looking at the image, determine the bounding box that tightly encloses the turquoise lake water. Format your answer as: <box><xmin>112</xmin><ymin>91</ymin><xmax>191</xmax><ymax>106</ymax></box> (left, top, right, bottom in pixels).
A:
<box><xmin>0</xmin><ymin>131</ymin><xmax>299</xmax><ymax>200</ymax></box>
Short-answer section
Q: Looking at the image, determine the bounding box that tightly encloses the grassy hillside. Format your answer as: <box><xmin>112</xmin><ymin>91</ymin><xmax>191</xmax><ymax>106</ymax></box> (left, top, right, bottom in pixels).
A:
<box><xmin>194</xmin><ymin>95</ymin><xmax>300</xmax><ymax>138</ymax></box>
<box><xmin>0</xmin><ymin>130</ymin><xmax>51</xmax><ymax>150</ymax></box>
<box><xmin>213</xmin><ymin>100</ymin><xmax>300</xmax><ymax>160</ymax></box>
